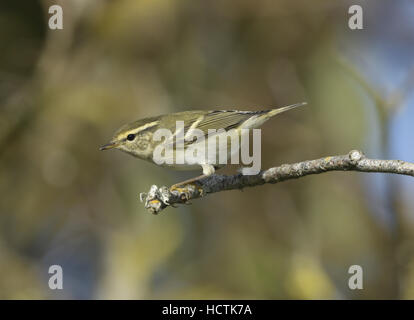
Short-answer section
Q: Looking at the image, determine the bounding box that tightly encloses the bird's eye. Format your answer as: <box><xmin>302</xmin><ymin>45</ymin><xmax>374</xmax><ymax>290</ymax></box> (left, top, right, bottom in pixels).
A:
<box><xmin>126</xmin><ymin>134</ymin><xmax>136</xmax><ymax>141</ymax></box>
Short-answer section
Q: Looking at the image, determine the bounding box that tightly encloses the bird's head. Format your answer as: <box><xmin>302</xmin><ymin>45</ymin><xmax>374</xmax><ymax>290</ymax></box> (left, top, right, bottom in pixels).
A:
<box><xmin>99</xmin><ymin>116</ymin><xmax>160</xmax><ymax>159</ymax></box>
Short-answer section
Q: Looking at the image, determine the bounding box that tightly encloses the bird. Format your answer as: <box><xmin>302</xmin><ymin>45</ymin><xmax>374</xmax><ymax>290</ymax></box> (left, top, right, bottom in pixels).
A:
<box><xmin>100</xmin><ymin>102</ymin><xmax>306</xmax><ymax>188</ymax></box>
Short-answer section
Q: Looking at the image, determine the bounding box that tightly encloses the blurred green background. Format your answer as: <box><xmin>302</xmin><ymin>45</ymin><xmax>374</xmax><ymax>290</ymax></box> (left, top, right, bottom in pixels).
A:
<box><xmin>1</xmin><ymin>0</ymin><xmax>414</xmax><ymax>299</ymax></box>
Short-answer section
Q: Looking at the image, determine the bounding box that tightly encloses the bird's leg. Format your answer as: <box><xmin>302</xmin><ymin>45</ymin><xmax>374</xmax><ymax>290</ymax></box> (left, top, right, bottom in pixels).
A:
<box><xmin>170</xmin><ymin>164</ymin><xmax>215</xmax><ymax>190</ymax></box>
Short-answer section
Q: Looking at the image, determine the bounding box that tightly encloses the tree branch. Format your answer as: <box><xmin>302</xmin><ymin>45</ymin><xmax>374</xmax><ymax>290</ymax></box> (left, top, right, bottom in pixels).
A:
<box><xmin>139</xmin><ymin>150</ymin><xmax>414</xmax><ymax>214</ymax></box>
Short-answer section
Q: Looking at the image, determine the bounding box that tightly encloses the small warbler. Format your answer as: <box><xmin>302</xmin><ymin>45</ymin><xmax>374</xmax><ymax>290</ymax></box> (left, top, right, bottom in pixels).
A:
<box><xmin>100</xmin><ymin>102</ymin><xmax>306</xmax><ymax>187</ymax></box>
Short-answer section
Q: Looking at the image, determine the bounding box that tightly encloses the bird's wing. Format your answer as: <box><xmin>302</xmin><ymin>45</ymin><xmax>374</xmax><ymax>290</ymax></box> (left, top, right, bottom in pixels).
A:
<box><xmin>161</xmin><ymin>110</ymin><xmax>265</xmax><ymax>148</ymax></box>
<box><xmin>187</xmin><ymin>110</ymin><xmax>264</xmax><ymax>133</ymax></box>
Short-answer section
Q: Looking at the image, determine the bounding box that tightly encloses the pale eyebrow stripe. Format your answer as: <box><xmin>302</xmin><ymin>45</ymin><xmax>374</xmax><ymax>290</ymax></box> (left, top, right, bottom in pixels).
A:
<box><xmin>135</xmin><ymin>121</ymin><xmax>159</xmax><ymax>133</ymax></box>
<box><xmin>118</xmin><ymin>121</ymin><xmax>159</xmax><ymax>140</ymax></box>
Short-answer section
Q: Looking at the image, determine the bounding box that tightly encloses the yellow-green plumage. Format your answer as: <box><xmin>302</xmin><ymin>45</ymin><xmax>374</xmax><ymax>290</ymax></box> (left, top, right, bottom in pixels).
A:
<box><xmin>100</xmin><ymin>102</ymin><xmax>306</xmax><ymax>180</ymax></box>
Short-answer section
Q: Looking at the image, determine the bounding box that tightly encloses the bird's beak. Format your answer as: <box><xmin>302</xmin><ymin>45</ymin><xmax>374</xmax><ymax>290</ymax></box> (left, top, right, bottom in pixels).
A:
<box><xmin>99</xmin><ymin>141</ymin><xmax>120</xmax><ymax>151</ymax></box>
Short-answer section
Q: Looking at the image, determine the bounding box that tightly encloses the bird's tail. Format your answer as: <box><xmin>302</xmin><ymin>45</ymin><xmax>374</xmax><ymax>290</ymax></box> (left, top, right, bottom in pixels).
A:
<box><xmin>242</xmin><ymin>102</ymin><xmax>307</xmax><ymax>129</ymax></box>
<box><xmin>267</xmin><ymin>102</ymin><xmax>307</xmax><ymax>118</ymax></box>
